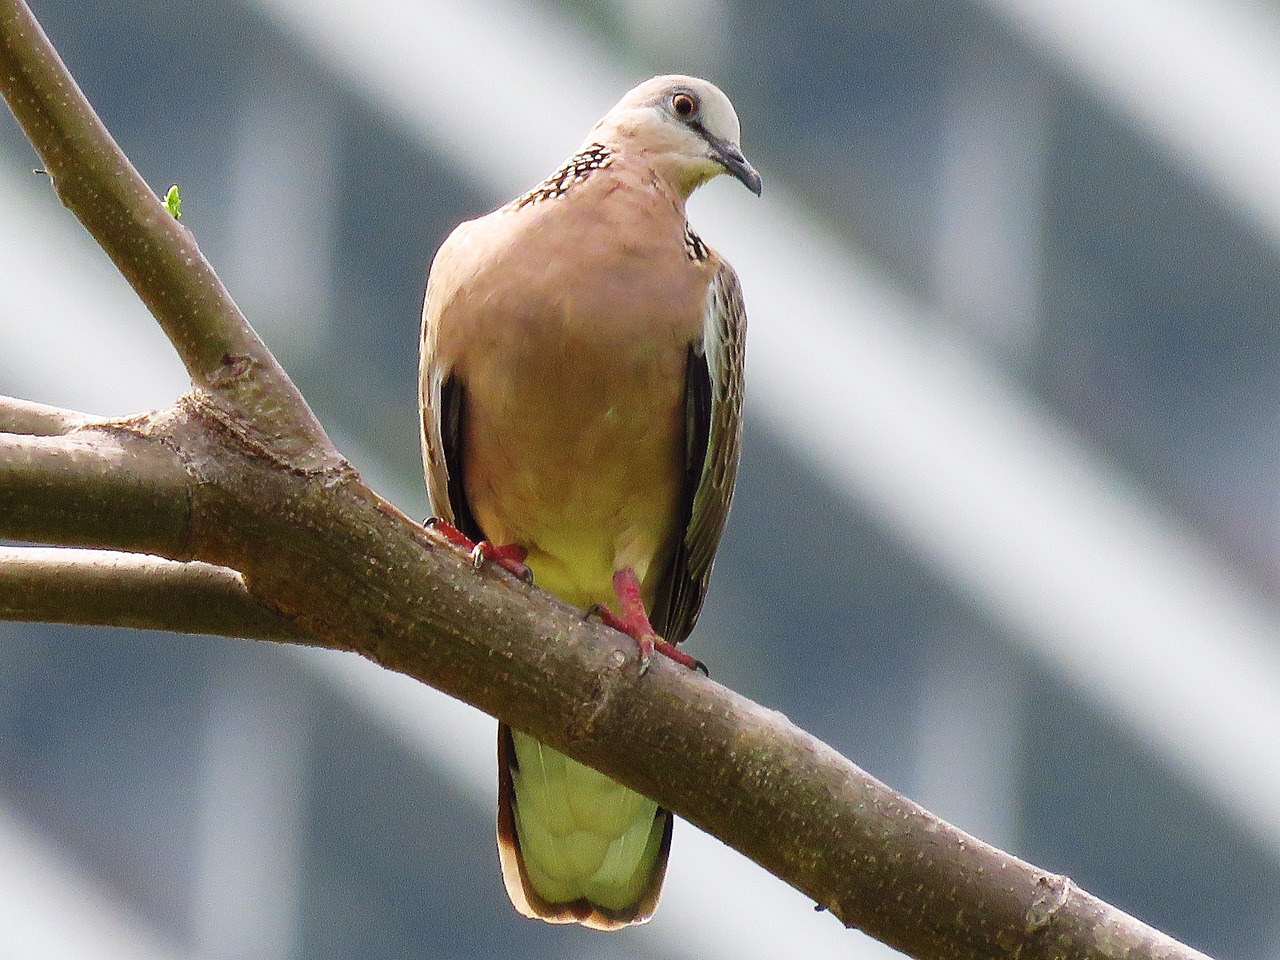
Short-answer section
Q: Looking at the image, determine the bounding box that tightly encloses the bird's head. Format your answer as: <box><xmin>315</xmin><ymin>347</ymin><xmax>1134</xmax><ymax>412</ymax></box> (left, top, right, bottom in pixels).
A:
<box><xmin>596</xmin><ymin>75</ymin><xmax>762</xmax><ymax>199</ymax></box>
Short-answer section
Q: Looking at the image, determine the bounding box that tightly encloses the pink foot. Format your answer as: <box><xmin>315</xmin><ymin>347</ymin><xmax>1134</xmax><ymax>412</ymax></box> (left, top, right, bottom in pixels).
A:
<box><xmin>425</xmin><ymin>518</ymin><xmax>532</xmax><ymax>583</ymax></box>
<box><xmin>595</xmin><ymin>569</ymin><xmax>705</xmax><ymax>674</ymax></box>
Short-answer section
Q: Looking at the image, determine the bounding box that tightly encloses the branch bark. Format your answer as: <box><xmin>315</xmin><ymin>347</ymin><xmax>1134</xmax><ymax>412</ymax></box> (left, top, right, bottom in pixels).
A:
<box><xmin>0</xmin><ymin>0</ymin><xmax>1219</xmax><ymax>957</ymax></box>
<box><xmin>0</xmin><ymin>546</ymin><xmax>302</xmax><ymax>641</ymax></box>
<box><xmin>0</xmin><ymin>424</ymin><xmax>193</xmax><ymax>554</ymax></box>
<box><xmin>0</xmin><ymin>395</ymin><xmax>92</xmax><ymax>435</ymax></box>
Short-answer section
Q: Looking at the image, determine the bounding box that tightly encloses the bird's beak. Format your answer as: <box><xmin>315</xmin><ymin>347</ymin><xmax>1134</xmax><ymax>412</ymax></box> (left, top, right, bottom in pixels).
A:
<box><xmin>710</xmin><ymin>138</ymin><xmax>763</xmax><ymax>196</ymax></box>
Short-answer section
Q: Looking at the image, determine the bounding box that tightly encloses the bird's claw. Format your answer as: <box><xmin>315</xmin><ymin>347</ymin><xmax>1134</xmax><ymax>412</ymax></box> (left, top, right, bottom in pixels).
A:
<box><xmin>637</xmin><ymin>632</ymin><xmax>656</xmax><ymax>676</ymax></box>
<box><xmin>425</xmin><ymin>518</ymin><xmax>532</xmax><ymax>583</ymax></box>
<box><xmin>591</xmin><ymin>574</ymin><xmax>706</xmax><ymax>674</ymax></box>
<box><xmin>471</xmin><ymin>540</ymin><xmax>533</xmax><ymax>582</ymax></box>
<box><xmin>637</xmin><ymin>637</ymin><xmax>706</xmax><ymax>676</ymax></box>
<box><xmin>652</xmin><ymin>637</ymin><xmax>705</xmax><ymax>674</ymax></box>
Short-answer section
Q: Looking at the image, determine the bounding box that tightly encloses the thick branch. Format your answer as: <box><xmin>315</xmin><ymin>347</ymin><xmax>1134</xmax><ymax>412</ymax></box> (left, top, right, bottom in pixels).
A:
<box><xmin>0</xmin><ymin>422</ymin><xmax>193</xmax><ymax>555</ymax></box>
<box><xmin>0</xmin><ymin>400</ymin><xmax>1215</xmax><ymax>960</ymax></box>
<box><xmin>141</xmin><ymin>398</ymin><xmax>1209</xmax><ymax>960</ymax></box>
<box><xmin>0</xmin><ymin>395</ymin><xmax>92</xmax><ymax>435</ymax></box>
<box><xmin>0</xmin><ymin>0</ymin><xmax>339</xmax><ymax>471</ymax></box>
<box><xmin>0</xmin><ymin>546</ymin><xmax>303</xmax><ymax>641</ymax></box>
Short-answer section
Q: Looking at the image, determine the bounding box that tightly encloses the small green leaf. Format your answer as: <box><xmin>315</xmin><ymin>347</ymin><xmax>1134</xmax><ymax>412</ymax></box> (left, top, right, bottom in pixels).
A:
<box><xmin>164</xmin><ymin>184</ymin><xmax>182</xmax><ymax>220</ymax></box>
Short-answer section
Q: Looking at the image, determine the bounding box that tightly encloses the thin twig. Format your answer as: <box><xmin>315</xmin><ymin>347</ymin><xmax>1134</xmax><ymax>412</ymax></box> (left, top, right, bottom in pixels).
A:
<box><xmin>0</xmin><ymin>395</ymin><xmax>94</xmax><ymax>435</ymax></box>
<box><xmin>0</xmin><ymin>545</ymin><xmax>305</xmax><ymax>641</ymax></box>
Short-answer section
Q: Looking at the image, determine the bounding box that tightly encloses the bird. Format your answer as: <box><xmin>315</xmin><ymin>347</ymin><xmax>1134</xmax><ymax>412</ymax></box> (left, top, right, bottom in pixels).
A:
<box><xmin>419</xmin><ymin>74</ymin><xmax>759</xmax><ymax>930</ymax></box>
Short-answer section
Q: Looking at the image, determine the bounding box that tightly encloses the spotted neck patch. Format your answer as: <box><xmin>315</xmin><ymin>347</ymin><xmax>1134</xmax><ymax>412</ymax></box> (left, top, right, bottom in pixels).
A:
<box><xmin>509</xmin><ymin>143</ymin><xmax>614</xmax><ymax>210</ymax></box>
<box><xmin>684</xmin><ymin>224</ymin><xmax>710</xmax><ymax>263</ymax></box>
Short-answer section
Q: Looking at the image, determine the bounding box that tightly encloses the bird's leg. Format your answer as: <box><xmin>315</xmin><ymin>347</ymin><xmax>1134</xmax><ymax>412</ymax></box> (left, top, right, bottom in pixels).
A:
<box><xmin>595</xmin><ymin>569</ymin><xmax>704</xmax><ymax>674</ymax></box>
<box><xmin>424</xmin><ymin>518</ymin><xmax>533</xmax><ymax>583</ymax></box>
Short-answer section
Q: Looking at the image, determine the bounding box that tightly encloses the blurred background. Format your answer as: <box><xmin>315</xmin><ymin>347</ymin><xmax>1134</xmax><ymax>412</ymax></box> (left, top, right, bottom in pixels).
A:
<box><xmin>2</xmin><ymin>0</ymin><xmax>1280</xmax><ymax>956</ymax></box>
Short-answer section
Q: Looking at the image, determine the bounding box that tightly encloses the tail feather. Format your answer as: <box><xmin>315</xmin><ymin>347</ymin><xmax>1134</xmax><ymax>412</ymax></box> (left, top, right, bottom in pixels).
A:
<box><xmin>496</xmin><ymin>723</ymin><xmax>672</xmax><ymax>930</ymax></box>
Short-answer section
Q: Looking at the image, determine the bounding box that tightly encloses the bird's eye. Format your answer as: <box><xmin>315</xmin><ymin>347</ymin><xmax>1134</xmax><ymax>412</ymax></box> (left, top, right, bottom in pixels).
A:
<box><xmin>672</xmin><ymin>92</ymin><xmax>698</xmax><ymax>119</ymax></box>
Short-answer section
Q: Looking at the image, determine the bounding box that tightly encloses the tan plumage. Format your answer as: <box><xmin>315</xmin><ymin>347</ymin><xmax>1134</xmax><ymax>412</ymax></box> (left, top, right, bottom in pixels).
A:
<box><xmin>419</xmin><ymin>75</ymin><xmax>758</xmax><ymax>929</ymax></box>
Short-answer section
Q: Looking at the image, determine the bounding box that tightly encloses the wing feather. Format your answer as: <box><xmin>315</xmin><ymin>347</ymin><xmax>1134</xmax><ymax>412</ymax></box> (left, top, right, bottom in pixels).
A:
<box><xmin>420</xmin><ymin>280</ymin><xmax>482</xmax><ymax>540</ymax></box>
<box><xmin>651</xmin><ymin>260</ymin><xmax>747</xmax><ymax>642</ymax></box>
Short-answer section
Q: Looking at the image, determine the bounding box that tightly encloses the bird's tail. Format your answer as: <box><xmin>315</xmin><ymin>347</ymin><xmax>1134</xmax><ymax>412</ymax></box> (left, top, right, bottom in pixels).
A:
<box><xmin>496</xmin><ymin>723</ymin><xmax>671</xmax><ymax>930</ymax></box>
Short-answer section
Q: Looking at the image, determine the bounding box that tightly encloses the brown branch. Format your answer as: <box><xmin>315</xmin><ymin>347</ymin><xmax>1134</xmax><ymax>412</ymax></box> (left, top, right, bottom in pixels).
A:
<box><xmin>0</xmin><ymin>419</ymin><xmax>193</xmax><ymax>555</ymax></box>
<box><xmin>0</xmin><ymin>405</ymin><xmax>1215</xmax><ymax>960</ymax></box>
<box><xmin>34</xmin><ymin>397</ymin><xmax>1200</xmax><ymax>960</ymax></box>
<box><xmin>0</xmin><ymin>395</ymin><xmax>93</xmax><ymax>435</ymax></box>
<box><xmin>0</xmin><ymin>545</ymin><xmax>304</xmax><ymax>641</ymax></box>
<box><xmin>0</xmin><ymin>0</ymin><xmax>340</xmax><ymax>471</ymax></box>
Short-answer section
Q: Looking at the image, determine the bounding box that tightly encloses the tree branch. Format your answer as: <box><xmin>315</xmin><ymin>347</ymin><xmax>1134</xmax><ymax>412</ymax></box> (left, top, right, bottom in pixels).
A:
<box><xmin>0</xmin><ymin>545</ymin><xmax>303</xmax><ymax>641</ymax></box>
<box><xmin>0</xmin><ymin>0</ymin><xmax>1219</xmax><ymax>957</ymax></box>
<box><xmin>0</xmin><ymin>0</ymin><xmax>339</xmax><ymax>470</ymax></box>
<box><xmin>0</xmin><ymin>420</ymin><xmax>193</xmax><ymax>556</ymax></box>
<box><xmin>6</xmin><ymin>398</ymin><xmax>1204</xmax><ymax>960</ymax></box>
<box><xmin>0</xmin><ymin>395</ymin><xmax>92</xmax><ymax>435</ymax></box>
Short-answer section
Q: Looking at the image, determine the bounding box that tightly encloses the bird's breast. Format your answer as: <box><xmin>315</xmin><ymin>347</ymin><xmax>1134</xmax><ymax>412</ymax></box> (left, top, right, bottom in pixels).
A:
<box><xmin>462</xmin><ymin>317</ymin><xmax>688</xmax><ymax>608</ymax></box>
<box><xmin>436</xmin><ymin>185</ymin><xmax>712</xmax><ymax>608</ymax></box>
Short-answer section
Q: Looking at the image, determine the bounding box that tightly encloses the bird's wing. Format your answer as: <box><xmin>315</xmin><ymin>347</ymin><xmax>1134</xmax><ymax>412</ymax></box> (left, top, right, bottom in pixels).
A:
<box><xmin>651</xmin><ymin>258</ymin><xmax>747</xmax><ymax>643</ymax></box>
<box><xmin>419</xmin><ymin>266</ymin><xmax>483</xmax><ymax>541</ymax></box>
